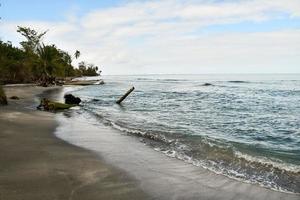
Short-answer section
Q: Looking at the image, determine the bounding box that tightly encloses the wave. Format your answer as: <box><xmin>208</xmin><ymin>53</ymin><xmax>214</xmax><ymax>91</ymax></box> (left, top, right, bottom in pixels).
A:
<box><xmin>85</xmin><ymin>111</ymin><xmax>300</xmax><ymax>193</ymax></box>
<box><xmin>228</xmin><ymin>81</ymin><xmax>250</xmax><ymax>83</ymax></box>
<box><xmin>110</xmin><ymin>121</ymin><xmax>175</xmax><ymax>144</ymax></box>
<box><xmin>154</xmin><ymin>142</ymin><xmax>300</xmax><ymax>194</ymax></box>
<box><xmin>136</xmin><ymin>78</ymin><xmax>152</xmax><ymax>81</ymax></box>
<box><xmin>136</xmin><ymin>78</ymin><xmax>189</xmax><ymax>82</ymax></box>
<box><xmin>159</xmin><ymin>79</ymin><xmax>189</xmax><ymax>82</ymax></box>
<box><xmin>234</xmin><ymin>151</ymin><xmax>300</xmax><ymax>173</ymax></box>
<box><xmin>75</xmin><ymin>79</ymin><xmax>300</xmax><ymax>194</ymax></box>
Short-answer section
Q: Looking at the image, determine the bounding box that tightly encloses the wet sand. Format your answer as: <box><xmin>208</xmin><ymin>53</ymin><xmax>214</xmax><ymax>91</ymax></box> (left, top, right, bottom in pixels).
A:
<box><xmin>0</xmin><ymin>86</ymin><xmax>150</xmax><ymax>200</ymax></box>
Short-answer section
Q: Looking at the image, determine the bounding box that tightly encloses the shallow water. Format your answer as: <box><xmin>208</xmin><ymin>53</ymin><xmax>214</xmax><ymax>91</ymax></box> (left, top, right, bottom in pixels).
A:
<box><xmin>68</xmin><ymin>74</ymin><xmax>300</xmax><ymax>193</ymax></box>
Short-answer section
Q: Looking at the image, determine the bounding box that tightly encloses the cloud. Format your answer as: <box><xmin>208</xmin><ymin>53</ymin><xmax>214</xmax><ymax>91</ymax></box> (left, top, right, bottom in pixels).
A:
<box><xmin>1</xmin><ymin>0</ymin><xmax>300</xmax><ymax>74</ymax></box>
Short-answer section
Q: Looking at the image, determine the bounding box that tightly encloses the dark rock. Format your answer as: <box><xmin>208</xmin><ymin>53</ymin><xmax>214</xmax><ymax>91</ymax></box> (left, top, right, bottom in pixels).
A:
<box><xmin>64</xmin><ymin>94</ymin><xmax>81</xmax><ymax>105</ymax></box>
<box><xmin>10</xmin><ymin>96</ymin><xmax>20</xmax><ymax>100</ymax></box>
<box><xmin>202</xmin><ymin>83</ymin><xmax>213</xmax><ymax>86</ymax></box>
<box><xmin>99</xmin><ymin>80</ymin><xmax>105</xmax><ymax>85</ymax></box>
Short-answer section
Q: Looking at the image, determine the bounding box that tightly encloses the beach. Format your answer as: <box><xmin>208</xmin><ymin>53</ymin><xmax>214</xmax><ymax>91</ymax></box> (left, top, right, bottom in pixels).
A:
<box><xmin>0</xmin><ymin>85</ymin><xmax>299</xmax><ymax>200</ymax></box>
<box><xmin>0</xmin><ymin>86</ymin><xmax>149</xmax><ymax>200</ymax></box>
<box><xmin>1</xmin><ymin>0</ymin><xmax>299</xmax><ymax>198</ymax></box>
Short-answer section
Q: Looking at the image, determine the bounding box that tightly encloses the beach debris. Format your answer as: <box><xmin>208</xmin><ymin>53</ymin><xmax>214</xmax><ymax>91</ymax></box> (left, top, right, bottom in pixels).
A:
<box><xmin>37</xmin><ymin>98</ymin><xmax>75</xmax><ymax>111</ymax></box>
<box><xmin>10</xmin><ymin>96</ymin><xmax>20</xmax><ymax>100</ymax></box>
<box><xmin>65</xmin><ymin>80</ymin><xmax>100</xmax><ymax>86</ymax></box>
<box><xmin>64</xmin><ymin>94</ymin><xmax>81</xmax><ymax>105</ymax></box>
<box><xmin>116</xmin><ymin>87</ymin><xmax>135</xmax><ymax>104</ymax></box>
<box><xmin>0</xmin><ymin>85</ymin><xmax>8</xmax><ymax>105</ymax></box>
<box><xmin>55</xmin><ymin>80</ymin><xmax>64</xmax><ymax>86</ymax></box>
<box><xmin>37</xmin><ymin>76</ymin><xmax>57</xmax><ymax>87</ymax></box>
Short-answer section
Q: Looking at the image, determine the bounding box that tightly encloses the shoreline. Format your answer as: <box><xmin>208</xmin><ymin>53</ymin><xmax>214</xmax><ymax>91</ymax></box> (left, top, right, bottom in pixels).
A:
<box><xmin>55</xmin><ymin>110</ymin><xmax>300</xmax><ymax>200</ymax></box>
<box><xmin>1</xmin><ymin>85</ymin><xmax>299</xmax><ymax>200</ymax></box>
<box><xmin>0</xmin><ymin>86</ymin><xmax>150</xmax><ymax>200</ymax></box>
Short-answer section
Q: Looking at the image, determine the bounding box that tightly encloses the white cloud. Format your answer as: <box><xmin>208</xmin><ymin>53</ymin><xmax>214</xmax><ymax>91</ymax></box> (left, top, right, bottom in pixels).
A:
<box><xmin>1</xmin><ymin>0</ymin><xmax>300</xmax><ymax>74</ymax></box>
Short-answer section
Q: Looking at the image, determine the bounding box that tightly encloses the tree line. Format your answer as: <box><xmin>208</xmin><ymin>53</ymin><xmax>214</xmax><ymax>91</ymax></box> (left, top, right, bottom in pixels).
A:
<box><xmin>0</xmin><ymin>26</ymin><xmax>100</xmax><ymax>84</ymax></box>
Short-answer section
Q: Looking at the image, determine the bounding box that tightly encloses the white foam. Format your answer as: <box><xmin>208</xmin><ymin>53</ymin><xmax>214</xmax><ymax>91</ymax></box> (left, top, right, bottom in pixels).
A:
<box><xmin>234</xmin><ymin>151</ymin><xmax>300</xmax><ymax>173</ymax></box>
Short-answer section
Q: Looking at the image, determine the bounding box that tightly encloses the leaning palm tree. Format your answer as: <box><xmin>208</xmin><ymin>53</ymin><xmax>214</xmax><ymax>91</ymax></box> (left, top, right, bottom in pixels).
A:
<box><xmin>36</xmin><ymin>44</ymin><xmax>58</xmax><ymax>85</ymax></box>
<box><xmin>74</xmin><ymin>50</ymin><xmax>80</xmax><ymax>60</ymax></box>
<box><xmin>37</xmin><ymin>44</ymin><xmax>51</xmax><ymax>77</ymax></box>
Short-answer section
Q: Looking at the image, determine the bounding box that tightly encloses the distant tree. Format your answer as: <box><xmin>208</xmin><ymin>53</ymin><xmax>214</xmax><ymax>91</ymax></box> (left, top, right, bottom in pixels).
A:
<box><xmin>77</xmin><ymin>61</ymin><xmax>99</xmax><ymax>76</ymax></box>
<box><xmin>17</xmin><ymin>26</ymin><xmax>47</xmax><ymax>53</ymax></box>
<box><xmin>0</xmin><ymin>26</ymin><xmax>101</xmax><ymax>84</ymax></box>
<box><xmin>74</xmin><ymin>50</ymin><xmax>80</xmax><ymax>59</ymax></box>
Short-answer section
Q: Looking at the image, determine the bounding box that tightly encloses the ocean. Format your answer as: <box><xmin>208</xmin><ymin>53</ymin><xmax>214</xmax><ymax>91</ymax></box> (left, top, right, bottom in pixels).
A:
<box><xmin>62</xmin><ymin>74</ymin><xmax>300</xmax><ymax>193</ymax></box>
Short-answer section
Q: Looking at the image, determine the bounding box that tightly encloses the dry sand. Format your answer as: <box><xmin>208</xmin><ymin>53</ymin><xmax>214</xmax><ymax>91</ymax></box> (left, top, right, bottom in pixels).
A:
<box><xmin>0</xmin><ymin>86</ymin><xmax>150</xmax><ymax>200</ymax></box>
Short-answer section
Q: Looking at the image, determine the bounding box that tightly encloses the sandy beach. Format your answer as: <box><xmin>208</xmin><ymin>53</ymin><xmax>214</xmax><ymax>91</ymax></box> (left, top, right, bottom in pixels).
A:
<box><xmin>0</xmin><ymin>86</ymin><xmax>149</xmax><ymax>200</ymax></box>
<box><xmin>1</xmin><ymin>0</ymin><xmax>299</xmax><ymax>198</ymax></box>
<box><xmin>0</xmin><ymin>85</ymin><xmax>299</xmax><ymax>200</ymax></box>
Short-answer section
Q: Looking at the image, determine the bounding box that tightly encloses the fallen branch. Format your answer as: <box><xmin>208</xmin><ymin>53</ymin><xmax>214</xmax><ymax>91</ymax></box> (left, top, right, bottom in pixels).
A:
<box><xmin>116</xmin><ymin>87</ymin><xmax>135</xmax><ymax>104</ymax></box>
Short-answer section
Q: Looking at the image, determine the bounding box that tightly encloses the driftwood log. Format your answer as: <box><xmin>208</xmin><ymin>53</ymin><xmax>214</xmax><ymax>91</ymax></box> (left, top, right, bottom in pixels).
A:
<box><xmin>37</xmin><ymin>98</ymin><xmax>75</xmax><ymax>111</ymax></box>
<box><xmin>116</xmin><ymin>87</ymin><xmax>135</xmax><ymax>104</ymax></box>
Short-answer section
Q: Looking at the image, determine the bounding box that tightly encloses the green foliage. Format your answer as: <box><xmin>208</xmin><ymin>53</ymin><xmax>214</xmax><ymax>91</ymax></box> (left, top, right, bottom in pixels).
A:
<box><xmin>0</xmin><ymin>41</ymin><xmax>30</xmax><ymax>83</ymax></box>
<box><xmin>77</xmin><ymin>61</ymin><xmax>99</xmax><ymax>76</ymax></box>
<box><xmin>0</xmin><ymin>26</ymin><xmax>100</xmax><ymax>84</ymax></box>
<box><xmin>37</xmin><ymin>44</ymin><xmax>65</xmax><ymax>76</ymax></box>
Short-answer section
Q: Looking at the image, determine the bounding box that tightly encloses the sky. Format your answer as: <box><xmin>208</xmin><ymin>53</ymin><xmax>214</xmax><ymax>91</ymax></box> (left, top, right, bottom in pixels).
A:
<box><xmin>0</xmin><ymin>0</ymin><xmax>300</xmax><ymax>75</ymax></box>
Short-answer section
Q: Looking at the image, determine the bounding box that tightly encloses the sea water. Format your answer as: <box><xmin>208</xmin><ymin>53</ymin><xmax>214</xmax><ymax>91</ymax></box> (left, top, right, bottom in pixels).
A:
<box><xmin>69</xmin><ymin>74</ymin><xmax>300</xmax><ymax>193</ymax></box>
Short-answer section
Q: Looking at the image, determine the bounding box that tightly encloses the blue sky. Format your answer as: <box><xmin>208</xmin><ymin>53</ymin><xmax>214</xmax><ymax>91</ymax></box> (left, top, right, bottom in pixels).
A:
<box><xmin>1</xmin><ymin>0</ymin><xmax>300</xmax><ymax>74</ymax></box>
<box><xmin>1</xmin><ymin>0</ymin><xmax>121</xmax><ymax>21</ymax></box>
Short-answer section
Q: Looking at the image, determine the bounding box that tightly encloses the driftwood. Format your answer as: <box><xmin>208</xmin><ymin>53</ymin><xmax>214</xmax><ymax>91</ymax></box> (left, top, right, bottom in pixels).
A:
<box><xmin>116</xmin><ymin>87</ymin><xmax>135</xmax><ymax>104</ymax></box>
<box><xmin>65</xmin><ymin>80</ymin><xmax>99</xmax><ymax>86</ymax></box>
<box><xmin>64</xmin><ymin>79</ymin><xmax>105</xmax><ymax>86</ymax></box>
<box><xmin>37</xmin><ymin>75</ymin><xmax>56</xmax><ymax>87</ymax></box>
<box><xmin>10</xmin><ymin>96</ymin><xmax>20</xmax><ymax>100</ymax></box>
<box><xmin>37</xmin><ymin>98</ymin><xmax>75</xmax><ymax>111</ymax></box>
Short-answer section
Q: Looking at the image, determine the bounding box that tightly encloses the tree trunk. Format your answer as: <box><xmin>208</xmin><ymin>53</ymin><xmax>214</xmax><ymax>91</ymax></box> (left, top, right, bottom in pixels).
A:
<box><xmin>116</xmin><ymin>87</ymin><xmax>135</xmax><ymax>104</ymax></box>
<box><xmin>0</xmin><ymin>85</ymin><xmax>8</xmax><ymax>105</ymax></box>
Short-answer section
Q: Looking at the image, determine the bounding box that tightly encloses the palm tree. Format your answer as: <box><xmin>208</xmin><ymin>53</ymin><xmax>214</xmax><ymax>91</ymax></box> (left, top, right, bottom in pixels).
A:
<box><xmin>37</xmin><ymin>43</ymin><xmax>51</xmax><ymax>77</ymax></box>
<box><xmin>74</xmin><ymin>50</ymin><xmax>80</xmax><ymax>59</ymax></box>
<box><xmin>36</xmin><ymin>44</ymin><xmax>61</xmax><ymax>83</ymax></box>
